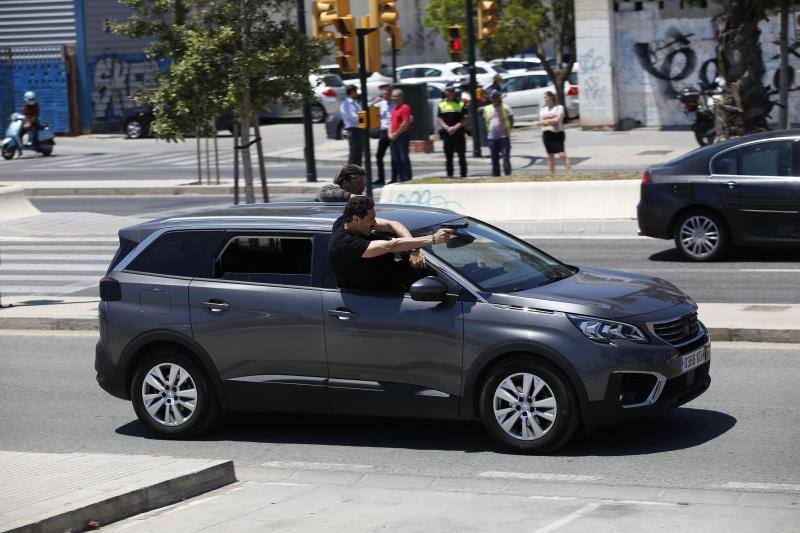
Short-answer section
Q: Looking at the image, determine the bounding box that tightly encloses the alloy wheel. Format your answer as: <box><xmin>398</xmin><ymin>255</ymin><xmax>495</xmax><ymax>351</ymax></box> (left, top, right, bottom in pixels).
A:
<box><xmin>140</xmin><ymin>362</ymin><xmax>198</xmax><ymax>427</ymax></box>
<box><xmin>679</xmin><ymin>215</ymin><xmax>720</xmax><ymax>259</ymax></box>
<box><xmin>493</xmin><ymin>372</ymin><xmax>557</xmax><ymax>440</ymax></box>
<box><xmin>126</xmin><ymin>120</ymin><xmax>143</xmax><ymax>139</ymax></box>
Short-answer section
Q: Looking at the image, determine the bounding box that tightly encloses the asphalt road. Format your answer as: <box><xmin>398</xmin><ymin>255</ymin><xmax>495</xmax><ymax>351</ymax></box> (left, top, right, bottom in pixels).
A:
<box><xmin>0</xmin><ymin>331</ymin><xmax>798</xmax><ymax>493</ymax></box>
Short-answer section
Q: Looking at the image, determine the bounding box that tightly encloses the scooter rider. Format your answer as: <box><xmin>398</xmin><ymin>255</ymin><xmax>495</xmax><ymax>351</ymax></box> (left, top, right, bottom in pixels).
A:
<box><xmin>21</xmin><ymin>91</ymin><xmax>40</xmax><ymax>151</ymax></box>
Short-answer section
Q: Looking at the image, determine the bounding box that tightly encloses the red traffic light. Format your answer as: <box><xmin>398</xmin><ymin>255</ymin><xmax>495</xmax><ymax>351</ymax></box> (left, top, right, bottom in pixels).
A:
<box><xmin>451</xmin><ymin>38</ymin><xmax>462</xmax><ymax>51</ymax></box>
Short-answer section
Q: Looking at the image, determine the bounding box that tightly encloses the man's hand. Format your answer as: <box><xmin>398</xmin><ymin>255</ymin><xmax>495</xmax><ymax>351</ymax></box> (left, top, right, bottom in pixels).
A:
<box><xmin>409</xmin><ymin>250</ymin><xmax>427</xmax><ymax>270</ymax></box>
<box><xmin>432</xmin><ymin>228</ymin><xmax>454</xmax><ymax>244</ymax></box>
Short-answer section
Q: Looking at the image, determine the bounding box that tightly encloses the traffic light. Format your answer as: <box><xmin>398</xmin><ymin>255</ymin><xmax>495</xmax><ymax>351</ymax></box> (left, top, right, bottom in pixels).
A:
<box><xmin>370</xmin><ymin>0</ymin><xmax>402</xmax><ymax>49</ymax></box>
<box><xmin>362</xmin><ymin>15</ymin><xmax>382</xmax><ymax>73</ymax></box>
<box><xmin>335</xmin><ymin>15</ymin><xmax>358</xmax><ymax>75</ymax></box>
<box><xmin>447</xmin><ymin>25</ymin><xmax>464</xmax><ymax>62</ymax></box>
<box><xmin>311</xmin><ymin>0</ymin><xmax>338</xmax><ymax>40</ymax></box>
<box><xmin>477</xmin><ymin>0</ymin><xmax>500</xmax><ymax>40</ymax></box>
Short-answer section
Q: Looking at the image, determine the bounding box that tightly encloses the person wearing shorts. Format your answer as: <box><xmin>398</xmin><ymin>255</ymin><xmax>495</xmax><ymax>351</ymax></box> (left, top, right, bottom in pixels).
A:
<box><xmin>539</xmin><ymin>91</ymin><xmax>572</xmax><ymax>175</ymax></box>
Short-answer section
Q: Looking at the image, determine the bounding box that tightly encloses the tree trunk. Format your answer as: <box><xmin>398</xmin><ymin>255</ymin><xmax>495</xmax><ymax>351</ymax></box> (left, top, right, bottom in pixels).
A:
<box><xmin>252</xmin><ymin>116</ymin><xmax>269</xmax><ymax>203</ymax></box>
<box><xmin>779</xmin><ymin>0</ymin><xmax>790</xmax><ymax>130</ymax></box>
<box><xmin>714</xmin><ymin>0</ymin><xmax>771</xmax><ymax>139</ymax></box>
<box><xmin>239</xmin><ymin>92</ymin><xmax>256</xmax><ymax>204</ymax></box>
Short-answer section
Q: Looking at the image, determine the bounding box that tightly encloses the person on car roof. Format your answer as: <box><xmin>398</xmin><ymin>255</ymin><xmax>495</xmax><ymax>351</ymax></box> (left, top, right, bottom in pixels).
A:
<box><xmin>329</xmin><ymin>196</ymin><xmax>452</xmax><ymax>292</ymax></box>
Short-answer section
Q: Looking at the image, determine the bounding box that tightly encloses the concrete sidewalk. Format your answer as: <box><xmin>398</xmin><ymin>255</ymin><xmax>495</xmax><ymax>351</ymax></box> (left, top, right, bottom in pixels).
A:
<box><xmin>0</xmin><ymin>451</ymin><xmax>235</xmax><ymax>533</ymax></box>
<box><xmin>106</xmin><ymin>465</ymin><xmax>800</xmax><ymax>532</ymax></box>
<box><xmin>1</xmin><ymin>296</ymin><xmax>798</xmax><ymax>343</ymax></box>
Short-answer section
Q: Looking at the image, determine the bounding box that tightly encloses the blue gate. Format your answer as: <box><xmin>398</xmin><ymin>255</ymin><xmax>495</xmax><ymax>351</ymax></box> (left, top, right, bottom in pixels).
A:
<box><xmin>0</xmin><ymin>47</ymin><xmax>70</xmax><ymax>134</ymax></box>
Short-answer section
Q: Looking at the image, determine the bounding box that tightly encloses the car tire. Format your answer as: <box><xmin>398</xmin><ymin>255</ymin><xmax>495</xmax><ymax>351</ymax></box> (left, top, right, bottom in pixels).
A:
<box><xmin>311</xmin><ymin>104</ymin><xmax>326</xmax><ymax>123</ymax></box>
<box><xmin>126</xmin><ymin>119</ymin><xmax>145</xmax><ymax>139</ymax></box>
<box><xmin>479</xmin><ymin>356</ymin><xmax>579</xmax><ymax>454</ymax></box>
<box><xmin>131</xmin><ymin>348</ymin><xmax>219</xmax><ymax>439</ymax></box>
<box><xmin>674</xmin><ymin>210</ymin><xmax>728</xmax><ymax>261</ymax></box>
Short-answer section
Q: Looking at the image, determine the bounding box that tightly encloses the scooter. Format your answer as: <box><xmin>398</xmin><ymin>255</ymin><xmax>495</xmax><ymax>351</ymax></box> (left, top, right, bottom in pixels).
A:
<box><xmin>2</xmin><ymin>112</ymin><xmax>55</xmax><ymax>160</ymax></box>
<box><xmin>678</xmin><ymin>82</ymin><xmax>719</xmax><ymax>147</ymax></box>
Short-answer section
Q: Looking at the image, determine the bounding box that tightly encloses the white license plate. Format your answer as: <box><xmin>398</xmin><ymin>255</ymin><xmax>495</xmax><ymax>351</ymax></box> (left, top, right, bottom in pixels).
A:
<box><xmin>680</xmin><ymin>346</ymin><xmax>709</xmax><ymax>373</ymax></box>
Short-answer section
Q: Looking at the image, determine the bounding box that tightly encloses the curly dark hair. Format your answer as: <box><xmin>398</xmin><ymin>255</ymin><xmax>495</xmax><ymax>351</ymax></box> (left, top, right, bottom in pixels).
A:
<box><xmin>334</xmin><ymin>164</ymin><xmax>366</xmax><ymax>186</ymax></box>
<box><xmin>343</xmin><ymin>195</ymin><xmax>374</xmax><ymax>222</ymax></box>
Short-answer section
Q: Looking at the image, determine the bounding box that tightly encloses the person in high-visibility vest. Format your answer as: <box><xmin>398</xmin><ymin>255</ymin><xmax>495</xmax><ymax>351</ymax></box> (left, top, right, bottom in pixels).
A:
<box><xmin>437</xmin><ymin>84</ymin><xmax>468</xmax><ymax>178</ymax></box>
<box><xmin>482</xmin><ymin>90</ymin><xmax>514</xmax><ymax>177</ymax></box>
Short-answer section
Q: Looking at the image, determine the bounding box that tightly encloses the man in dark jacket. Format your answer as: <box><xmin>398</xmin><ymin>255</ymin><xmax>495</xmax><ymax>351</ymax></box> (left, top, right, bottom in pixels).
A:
<box><xmin>316</xmin><ymin>164</ymin><xmax>367</xmax><ymax>202</ymax></box>
<box><xmin>21</xmin><ymin>91</ymin><xmax>40</xmax><ymax>149</ymax></box>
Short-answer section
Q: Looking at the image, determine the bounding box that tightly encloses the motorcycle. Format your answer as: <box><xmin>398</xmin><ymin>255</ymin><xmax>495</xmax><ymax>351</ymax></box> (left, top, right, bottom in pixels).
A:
<box><xmin>2</xmin><ymin>112</ymin><xmax>55</xmax><ymax>160</ymax></box>
<box><xmin>678</xmin><ymin>82</ymin><xmax>718</xmax><ymax>147</ymax></box>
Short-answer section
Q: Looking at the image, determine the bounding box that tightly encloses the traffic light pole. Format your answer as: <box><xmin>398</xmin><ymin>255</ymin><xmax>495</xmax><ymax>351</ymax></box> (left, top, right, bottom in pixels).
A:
<box><xmin>357</xmin><ymin>26</ymin><xmax>378</xmax><ymax>200</ymax></box>
<box><xmin>464</xmin><ymin>0</ymin><xmax>481</xmax><ymax>157</ymax></box>
<box><xmin>390</xmin><ymin>31</ymin><xmax>397</xmax><ymax>82</ymax></box>
<box><xmin>297</xmin><ymin>0</ymin><xmax>317</xmax><ymax>182</ymax></box>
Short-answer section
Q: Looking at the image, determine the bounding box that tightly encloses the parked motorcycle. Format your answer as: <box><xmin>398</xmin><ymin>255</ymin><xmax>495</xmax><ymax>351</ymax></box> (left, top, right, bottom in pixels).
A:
<box><xmin>678</xmin><ymin>83</ymin><xmax>718</xmax><ymax>147</ymax></box>
<box><xmin>2</xmin><ymin>112</ymin><xmax>55</xmax><ymax>160</ymax></box>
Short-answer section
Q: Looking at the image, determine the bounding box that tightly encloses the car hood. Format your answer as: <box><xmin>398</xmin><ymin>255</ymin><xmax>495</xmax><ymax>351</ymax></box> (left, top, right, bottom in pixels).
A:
<box><xmin>486</xmin><ymin>266</ymin><xmax>695</xmax><ymax>320</ymax></box>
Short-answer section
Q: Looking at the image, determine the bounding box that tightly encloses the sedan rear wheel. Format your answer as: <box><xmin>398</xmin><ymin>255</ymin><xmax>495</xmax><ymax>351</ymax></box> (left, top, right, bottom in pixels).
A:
<box><xmin>480</xmin><ymin>357</ymin><xmax>578</xmax><ymax>453</ymax></box>
<box><xmin>675</xmin><ymin>211</ymin><xmax>728</xmax><ymax>261</ymax></box>
<box><xmin>131</xmin><ymin>349</ymin><xmax>218</xmax><ymax>438</ymax></box>
<box><xmin>126</xmin><ymin>119</ymin><xmax>145</xmax><ymax>139</ymax></box>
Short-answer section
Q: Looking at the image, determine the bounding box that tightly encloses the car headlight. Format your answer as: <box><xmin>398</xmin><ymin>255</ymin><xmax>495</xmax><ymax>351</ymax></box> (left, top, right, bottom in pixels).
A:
<box><xmin>567</xmin><ymin>314</ymin><xmax>649</xmax><ymax>343</ymax></box>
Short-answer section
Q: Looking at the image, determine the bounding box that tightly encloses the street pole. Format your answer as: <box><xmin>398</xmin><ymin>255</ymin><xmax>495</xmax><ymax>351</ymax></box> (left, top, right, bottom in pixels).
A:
<box><xmin>357</xmin><ymin>26</ymin><xmax>377</xmax><ymax>200</ymax></box>
<box><xmin>390</xmin><ymin>31</ymin><xmax>397</xmax><ymax>82</ymax></box>
<box><xmin>297</xmin><ymin>0</ymin><xmax>317</xmax><ymax>182</ymax></box>
<box><xmin>465</xmin><ymin>0</ymin><xmax>481</xmax><ymax>157</ymax></box>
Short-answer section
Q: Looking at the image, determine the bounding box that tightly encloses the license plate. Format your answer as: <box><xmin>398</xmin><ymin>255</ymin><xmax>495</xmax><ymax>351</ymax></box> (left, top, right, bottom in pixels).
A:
<box><xmin>680</xmin><ymin>346</ymin><xmax>709</xmax><ymax>373</ymax></box>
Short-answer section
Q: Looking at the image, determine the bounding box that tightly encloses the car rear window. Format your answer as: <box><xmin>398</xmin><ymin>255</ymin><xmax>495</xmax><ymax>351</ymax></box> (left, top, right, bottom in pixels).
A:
<box><xmin>215</xmin><ymin>235</ymin><xmax>313</xmax><ymax>286</ymax></box>
<box><xmin>125</xmin><ymin>230</ymin><xmax>223</xmax><ymax>278</ymax></box>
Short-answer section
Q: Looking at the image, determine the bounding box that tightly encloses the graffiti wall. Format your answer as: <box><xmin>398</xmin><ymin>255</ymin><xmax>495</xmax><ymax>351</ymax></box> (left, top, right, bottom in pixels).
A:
<box><xmin>615</xmin><ymin>9</ymin><xmax>799</xmax><ymax>127</ymax></box>
<box><xmin>89</xmin><ymin>54</ymin><xmax>164</xmax><ymax>129</ymax></box>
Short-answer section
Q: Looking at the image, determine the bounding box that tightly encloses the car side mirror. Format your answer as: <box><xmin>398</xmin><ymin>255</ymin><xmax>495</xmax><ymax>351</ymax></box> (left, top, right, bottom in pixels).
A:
<box><xmin>410</xmin><ymin>276</ymin><xmax>451</xmax><ymax>302</ymax></box>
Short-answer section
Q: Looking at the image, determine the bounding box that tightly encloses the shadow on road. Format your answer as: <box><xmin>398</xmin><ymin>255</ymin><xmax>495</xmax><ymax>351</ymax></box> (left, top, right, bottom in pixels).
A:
<box><xmin>116</xmin><ymin>407</ymin><xmax>735</xmax><ymax>456</ymax></box>
<box><xmin>649</xmin><ymin>246</ymin><xmax>800</xmax><ymax>262</ymax></box>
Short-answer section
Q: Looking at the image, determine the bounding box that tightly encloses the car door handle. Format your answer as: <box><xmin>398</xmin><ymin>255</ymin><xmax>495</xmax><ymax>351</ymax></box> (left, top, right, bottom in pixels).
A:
<box><xmin>722</xmin><ymin>180</ymin><xmax>738</xmax><ymax>189</ymax></box>
<box><xmin>202</xmin><ymin>300</ymin><xmax>231</xmax><ymax>312</ymax></box>
<box><xmin>328</xmin><ymin>308</ymin><xmax>359</xmax><ymax>320</ymax></box>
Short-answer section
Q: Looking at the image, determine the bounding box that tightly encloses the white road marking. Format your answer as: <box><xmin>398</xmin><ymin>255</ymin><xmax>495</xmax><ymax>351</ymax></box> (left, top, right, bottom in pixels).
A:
<box><xmin>521</xmin><ymin>235</ymin><xmax>642</xmax><ymax>240</ymax></box>
<box><xmin>720</xmin><ymin>482</ymin><xmax>800</xmax><ymax>492</ymax></box>
<box><xmin>0</xmin><ymin>246</ymin><xmax>117</xmax><ymax>252</ymax></box>
<box><xmin>531</xmin><ymin>502</ymin><xmax>600</xmax><ymax>533</ymax></box>
<box><xmin>479</xmin><ymin>471</ymin><xmax>602</xmax><ymax>482</ymax></box>
<box><xmin>0</xmin><ymin>254</ymin><xmax>113</xmax><ymax>261</ymax></box>
<box><xmin>261</xmin><ymin>460</ymin><xmax>374</xmax><ymax>472</ymax></box>
<box><xmin>739</xmin><ymin>269</ymin><xmax>800</xmax><ymax>273</ymax></box>
<box><xmin>0</xmin><ymin>237</ymin><xmax>118</xmax><ymax>242</ymax></box>
<box><xmin>599</xmin><ymin>498</ymin><xmax>674</xmax><ymax>506</ymax></box>
<box><xmin>0</xmin><ymin>264</ymin><xmax>108</xmax><ymax>272</ymax></box>
<box><xmin>0</xmin><ymin>330</ymin><xmax>98</xmax><ymax>337</ymax></box>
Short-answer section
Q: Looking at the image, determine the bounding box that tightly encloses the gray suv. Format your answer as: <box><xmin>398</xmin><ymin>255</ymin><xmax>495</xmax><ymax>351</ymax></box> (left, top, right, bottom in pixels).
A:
<box><xmin>95</xmin><ymin>203</ymin><xmax>711</xmax><ymax>453</ymax></box>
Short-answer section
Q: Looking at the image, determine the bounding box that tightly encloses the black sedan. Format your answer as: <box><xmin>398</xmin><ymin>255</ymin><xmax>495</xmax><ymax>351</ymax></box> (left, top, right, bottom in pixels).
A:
<box><xmin>638</xmin><ymin>130</ymin><xmax>800</xmax><ymax>261</ymax></box>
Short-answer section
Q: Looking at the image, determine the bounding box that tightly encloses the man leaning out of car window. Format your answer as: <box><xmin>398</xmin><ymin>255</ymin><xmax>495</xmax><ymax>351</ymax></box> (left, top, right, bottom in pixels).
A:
<box><xmin>317</xmin><ymin>164</ymin><xmax>368</xmax><ymax>202</ymax></box>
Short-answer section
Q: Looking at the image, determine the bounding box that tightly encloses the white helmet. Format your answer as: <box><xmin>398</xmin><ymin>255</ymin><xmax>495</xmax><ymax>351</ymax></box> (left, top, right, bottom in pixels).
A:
<box><xmin>24</xmin><ymin>91</ymin><xmax>36</xmax><ymax>104</ymax></box>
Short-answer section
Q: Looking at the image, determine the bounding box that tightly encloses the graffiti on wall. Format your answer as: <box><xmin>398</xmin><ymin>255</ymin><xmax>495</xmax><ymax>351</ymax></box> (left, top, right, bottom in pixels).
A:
<box><xmin>616</xmin><ymin>14</ymin><xmax>799</xmax><ymax>126</ymax></box>
<box><xmin>90</xmin><ymin>54</ymin><xmax>162</xmax><ymax>123</ymax></box>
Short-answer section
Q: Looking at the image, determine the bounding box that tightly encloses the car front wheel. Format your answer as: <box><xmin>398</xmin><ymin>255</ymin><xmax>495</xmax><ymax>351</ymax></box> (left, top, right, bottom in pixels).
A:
<box><xmin>480</xmin><ymin>357</ymin><xmax>579</xmax><ymax>453</ymax></box>
<box><xmin>131</xmin><ymin>349</ymin><xmax>219</xmax><ymax>438</ymax></box>
<box><xmin>126</xmin><ymin>119</ymin><xmax>145</xmax><ymax>139</ymax></box>
<box><xmin>674</xmin><ymin>210</ymin><xmax>728</xmax><ymax>261</ymax></box>
<box><xmin>311</xmin><ymin>104</ymin><xmax>326</xmax><ymax>123</ymax></box>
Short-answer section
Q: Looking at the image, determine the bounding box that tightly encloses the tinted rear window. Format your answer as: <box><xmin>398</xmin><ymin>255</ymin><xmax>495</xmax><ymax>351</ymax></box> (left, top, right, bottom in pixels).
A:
<box><xmin>126</xmin><ymin>230</ymin><xmax>223</xmax><ymax>278</ymax></box>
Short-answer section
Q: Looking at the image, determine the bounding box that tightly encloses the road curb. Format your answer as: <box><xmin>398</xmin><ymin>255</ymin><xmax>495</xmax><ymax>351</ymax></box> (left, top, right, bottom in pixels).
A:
<box><xmin>0</xmin><ymin>184</ymin><xmax>40</xmax><ymax>219</ymax></box>
<box><xmin>0</xmin><ymin>315</ymin><xmax>797</xmax><ymax>342</ymax></box>
<box><xmin>23</xmin><ymin>184</ymin><xmax>323</xmax><ymax>197</ymax></box>
<box><xmin>7</xmin><ymin>459</ymin><xmax>235</xmax><ymax>533</ymax></box>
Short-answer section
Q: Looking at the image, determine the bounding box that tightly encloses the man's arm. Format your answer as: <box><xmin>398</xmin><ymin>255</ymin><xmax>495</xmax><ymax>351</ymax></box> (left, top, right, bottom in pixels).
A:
<box><xmin>374</xmin><ymin>217</ymin><xmax>411</xmax><ymax>238</ymax></box>
<box><xmin>361</xmin><ymin>228</ymin><xmax>452</xmax><ymax>259</ymax></box>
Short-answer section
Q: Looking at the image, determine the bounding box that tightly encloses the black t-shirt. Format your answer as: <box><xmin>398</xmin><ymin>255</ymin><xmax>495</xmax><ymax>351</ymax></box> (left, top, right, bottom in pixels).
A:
<box><xmin>329</xmin><ymin>216</ymin><xmax>411</xmax><ymax>293</ymax></box>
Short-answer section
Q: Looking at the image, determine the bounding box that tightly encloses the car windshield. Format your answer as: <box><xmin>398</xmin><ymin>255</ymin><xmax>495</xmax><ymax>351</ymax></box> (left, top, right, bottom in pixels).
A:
<box><xmin>414</xmin><ymin>218</ymin><xmax>575</xmax><ymax>293</ymax></box>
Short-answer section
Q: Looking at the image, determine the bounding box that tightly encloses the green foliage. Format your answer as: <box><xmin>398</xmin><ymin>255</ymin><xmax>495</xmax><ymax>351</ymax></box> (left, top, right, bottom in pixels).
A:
<box><xmin>114</xmin><ymin>0</ymin><xmax>329</xmax><ymax>141</ymax></box>
<box><xmin>422</xmin><ymin>0</ymin><xmax>467</xmax><ymax>39</ymax></box>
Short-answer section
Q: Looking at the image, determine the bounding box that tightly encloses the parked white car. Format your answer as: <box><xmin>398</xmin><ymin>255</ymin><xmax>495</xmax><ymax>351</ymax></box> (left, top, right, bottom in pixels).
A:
<box><xmin>261</xmin><ymin>73</ymin><xmax>346</xmax><ymax>122</ymax></box>
<box><xmin>397</xmin><ymin>61</ymin><xmax>507</xmax><ymax>89</ymax></box>
<box><xmin>500</xmin><ymin>69</ymin><xmax>579</xmax><ymax>121</ymax></box>
<box><xmin>489</xmin><ymin>57</ymin><xmax>543</xmax><ymax>74</ymax></box>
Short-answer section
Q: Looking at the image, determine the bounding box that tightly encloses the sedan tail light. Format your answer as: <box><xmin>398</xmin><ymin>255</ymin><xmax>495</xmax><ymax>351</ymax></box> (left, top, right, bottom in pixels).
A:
<box><xmin>322</xmin><ymin>88</ymin><xmax>336</xmax><ymax>97</ymax></box>
<box><xmin>99</xmin><ymin>277</ymin><xmax>122</xmax><ymax>302</ymax></box>
<box><xmin>642</xmin><ymin>170</ymin><xmax>653</xmax><ymax>184</ymax></box>
<box><xmin>566</xmin><ymin>86</ymin><xmax>579</xmax><ymax>97</ymax></box>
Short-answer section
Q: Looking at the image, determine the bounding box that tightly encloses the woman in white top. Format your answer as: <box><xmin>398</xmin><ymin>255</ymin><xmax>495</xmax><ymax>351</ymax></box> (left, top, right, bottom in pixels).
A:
<box><xmin>538</xmin><ymin>91</ymin><xmax>572</xmax><ymax>175</ymax></box>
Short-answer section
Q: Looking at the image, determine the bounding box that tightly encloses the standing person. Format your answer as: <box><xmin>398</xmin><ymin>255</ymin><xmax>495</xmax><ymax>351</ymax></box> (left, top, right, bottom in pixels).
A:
<box><xmin>371</xmin><ymin>82</ymin><xmax>396</xmax><ymax>186</ymax></box>
<box><xmin>389</xmin><ymin>89</ymin><xmax>413</xmax><ymax>182</ymax></box>
<box><xmin>437</xmin><ymin>84</ymin><xmax>468</xmax><ymax>178</ymax></box>
<box><xmin>484</xmin><ymin>73</ymin><xmax>504</xmax><ymax>94</ymax></box>
<box><xmin>539</xmin><ymin>91</ymin><xmax>572</xmax><ymax>175</ymax></box>
<box><xmin>482</xmin><ymin>90</ymin><xmax>514</xmax><ymax>177</ymax></box>
<box><xmin>340</xmin><ymin>85</ymin><xmax>362</xmax><ymax>166</ymax></box>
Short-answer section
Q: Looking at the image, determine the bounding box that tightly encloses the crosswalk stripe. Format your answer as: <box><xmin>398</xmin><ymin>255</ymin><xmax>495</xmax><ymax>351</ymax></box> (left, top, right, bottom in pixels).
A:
<box><xmin>0</xmin><ymin>237</ymin><xmax>118</xmax><ymax>242</ymax></box>
<box><xmin>0</xmin><ymin>246</ymin><xmax>118</xmax><ymax>252</ymax></box>
<box><xmin>0</xmin><ymin>285</ymin><xmax>97</xmax><ymax>295</ymax></box>
<box><xmin>0</xmin><ymin>254</ymin><xmax>114</xmax><ymax>261</ymax></box>
<box><xmin>0</xmin><ymin>264</ymin><xmax>108</xmax><ymax>272</ymax></box>
<box><xmin>0</xmin><ymin>275</ymin><xmax>100</xmax><ymax>281</ymax></box>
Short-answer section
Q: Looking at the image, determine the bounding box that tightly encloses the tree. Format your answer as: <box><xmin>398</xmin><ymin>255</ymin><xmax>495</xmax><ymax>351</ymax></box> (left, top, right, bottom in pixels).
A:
<box><xmin>488</xmin><ymin>0</ymin><xmax>575</xmax><ymax>109</ymax></box>
<box><xmin>115</xmin><ymin>0</ymin><xmax>328</xmax><ymax>203</ymax></box>
<box><xmin>422</xmin><ymin>0</ymin><xmax>468</xmax><ymax>38</ymax></box>
<box><xmin>762</xmin><ymin>0</ymin><xmax>800</xmax><ymax>129</ymax></box>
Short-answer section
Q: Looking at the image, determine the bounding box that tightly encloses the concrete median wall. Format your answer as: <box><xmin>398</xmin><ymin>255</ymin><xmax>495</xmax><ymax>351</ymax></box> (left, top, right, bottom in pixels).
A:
<box><xmin>379</xmin><ymin>180</ymin><xmax>640</xmax><ymax>220</ymax></box>
<box><xmin>0</xmin><ymin>184</ymin><xmax>40</xmax><ymax>220</ymax></box>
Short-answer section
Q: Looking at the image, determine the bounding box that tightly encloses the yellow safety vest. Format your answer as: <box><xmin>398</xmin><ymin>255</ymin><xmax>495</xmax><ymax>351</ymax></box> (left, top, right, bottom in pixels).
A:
<box><xmin>482</xmin><ymin>103</ymin><xmax>512</xmax><ymax>136</ymax></box>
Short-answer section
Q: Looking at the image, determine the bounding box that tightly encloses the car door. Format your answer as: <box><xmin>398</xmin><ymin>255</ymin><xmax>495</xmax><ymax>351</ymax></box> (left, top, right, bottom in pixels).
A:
<box><xmin>709</xmin><ymin>139</ymin><xmax>800</xmax><ymax>240</ymax></box>
<box><xmin>320</xmin><ymin>244</ymin><xmax>464</xmax><ymax>419</ymax></box>
<box><xmin>188</xmin><ymin>232</ymin><xmax>329</xmax><ymax>412</ymax></box>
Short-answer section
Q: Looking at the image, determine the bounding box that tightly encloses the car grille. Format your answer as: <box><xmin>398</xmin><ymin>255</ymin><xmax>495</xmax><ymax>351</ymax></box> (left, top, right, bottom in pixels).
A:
<box><xmin>652</xmin><ymin>312</ymin><xmax>702</xmax><ymax>346</ymax></box>
<box><xmin>618</xmin><ymin>373</ymin><xmax>658</xmax><ymax>406</ymax></box>
<box><xmin>660</xmin><ymin>362</ymin><xmax>710</xmax><ymax>399</ymax></box>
